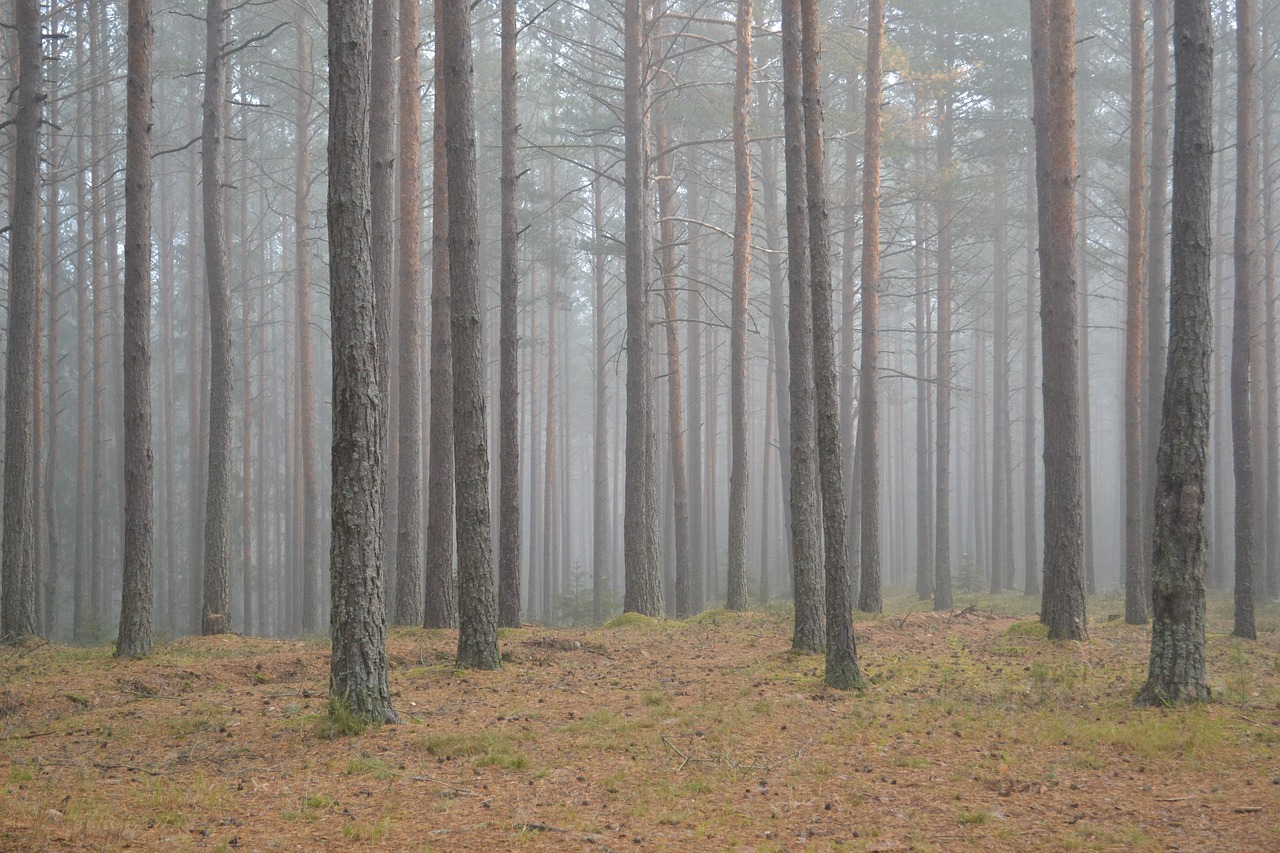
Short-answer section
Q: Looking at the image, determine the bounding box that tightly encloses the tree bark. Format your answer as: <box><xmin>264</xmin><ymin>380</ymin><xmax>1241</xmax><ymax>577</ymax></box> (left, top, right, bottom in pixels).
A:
<box><xmin>424</xmin><ymin>0</ymin><xmax>457</xmax><ymax>628</ymax></box>
<box><xmin>1</xmin><ymin>0</ymin><xmax>41</xmax><ymax>640</ymax></box>
<box><xmin>857</xmin><ymin>0</ymin><xmax>884</xmax><ymax>615</ymax></box>
<box><xmin>497</xmin><ymin>0</ymin><xmax>521</xmax><ymax>628</ymax></box>
<box><xmin>394</xmin><ymin>0</ymin><xmax>424</xmax><ymax>626</ymax></box>
<box><xmin>934</xmin><ymin>74</ymin><xmax>955</xmax><ymax>613</ymax></box>
<box><xmin>1033</xmin><ymin>0</ymin><xmax>1087</xmax><ymax>640</ymax></box>
<box><xmin>443</xmin><ymin>0</ymin><xmax>500</xmax><ymax>669</ymax></box>
<box><xmin>782</xmin><ymin>0</ymin><xmax>824</xmax><ymax>652</ymax></box>
<box><xmin>117</xmin><ymin>0</ymin><xmax>155</xmax><ymax>657</ymax></box>
<box><xmin>1137</xmin><ymin>0</ymin><xmax>1213</xmax><ymax>704</ymax></box>
<box><xmin>726</xmin><ymin>0</ymin><xmax>752</xmax><ymax>614</ymax></box>
<box><xmin>1231</xmin><ymin>0</ymin><xmax>1258</xmax><ymax>641</ymax></box>
<box><xmin>622</xmin><ymin>0</ymin><xmax>662</xmax><ymax>616</ymax></box>
<box><xmin>327</xmin><ymin>0</ymin><xmax>398</xmax><ymax>722</ymax></box>
<box><xmin>201</xmin><ymin>0</ymin><xmax>233</xmax><ymax>636</ymax></box>
<box><xmin>1124</xmin><ymin>0</ymin><xmax>1149</xmax><ymax>625</ymax></box>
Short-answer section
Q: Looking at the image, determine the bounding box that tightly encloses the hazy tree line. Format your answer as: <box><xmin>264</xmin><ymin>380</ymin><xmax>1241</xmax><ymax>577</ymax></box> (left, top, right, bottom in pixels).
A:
<box><xmin>0</xmin><ymin>0</ymin><xmax>1265</xmax><ymax>706</ymax></box>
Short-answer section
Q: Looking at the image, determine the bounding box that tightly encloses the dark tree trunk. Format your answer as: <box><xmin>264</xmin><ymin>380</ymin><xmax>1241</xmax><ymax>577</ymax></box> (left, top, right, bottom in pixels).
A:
<box><xmin>443</xmin><ymin>0</ymin><xmax>500</xmax><ymax>669</ymax></box>
<box><xmin>1</xmin><ymin>0</ymin><xmax>41</xmax><ymax>640</ymax></box>
<box><xmin>782</xmin><ymin>0</ymin><xmax>824</xmax><ymax>652</ymax></box>
<box><xmin>1231</xmin><ymin>0</ymin><xmax>1258</xmax><ymax>641</ymax></box>
<box><xmin>1136</xmin><ymin>0</ymin><xmax>1213</xmax><ymax>704</ymax></box>
<box><xmin>327</xmin><ymin>0</ymin><xmax>398</xmax><ymax>722</ymax></box>
<box><xmin>622</xmin><ymin>0</ymin><xmax>662</xmax><ymax>616</ymax></box>
<box><xmin>117</xmin><ymin>0</ymin><xmax>155</xmax><ymax>657</ymax></box>
<box><xmin>497</xmin><ymin>0</ymin><xmax>521</xmax><ymax>628</ymax></box>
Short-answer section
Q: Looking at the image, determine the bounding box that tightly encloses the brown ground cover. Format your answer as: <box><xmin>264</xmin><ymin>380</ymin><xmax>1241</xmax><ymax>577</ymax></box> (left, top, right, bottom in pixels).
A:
<box><xmin>1</xmin><ymin>595</ymin><xmax>1278</xmax><ymax>851</ymax></box>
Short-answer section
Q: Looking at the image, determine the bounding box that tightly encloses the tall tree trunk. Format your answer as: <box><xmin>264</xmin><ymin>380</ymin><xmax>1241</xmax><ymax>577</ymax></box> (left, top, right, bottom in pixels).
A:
<box><xmin>622</xmin><ymin>0</ymin><xmax>662</xmax><ymax>615</ymax></box>
<box><xmin>1124</xmin><ymin>0</ymin><xmax>1149</xmax><ymax>624</ymax></box>
<box><xmin>201</xmin><ymin>0</ymin><xmax>233</xmax><ymax>636</ymax></box>
<box><xmin>1136</xmin><ymin>0</ymin><xmax>1212</xmax><ymax>705</ymax></box>
<box><xmin>1265</xmin><ymin>71</ymin><xmax>1280</xmax><ymax>602</ymax></box>
<box><xmin>497</xmin><ymin>0</ymin><xmax>521</xmax><ymax>627</ymax></box>
<box><xmin>1</xmin><ymin>0</ymin><xmax>41</xmax><ymax>640</ymax></box>
<box><xmin>1145</xmin><ymin>0</ymin><xmax>1171</xmax><ymax>591</ymax></box>
<box><xmin>934</xmin><ymin>74</ymin><xmax>955</xmax><ymax>612</ymax></box>
<box><xmin>591</xmin><ymin>150</ymin><xmax>611</xmax><ymax>623</ymax></box>
<box><xmin>685</xmin><ymin>154</ymin><xmax>705</xmax><ymax>614</ymax></box>
<box><xmin>371</xmin><ymin>0</ymin><xmax>397</xmax><ymax>608</ymax></box>
<box><xmin>424</xmin><ymin>0</ymin><xmax>457</xmax><ymax>628</ymax></box>
<box><xmin>991</xmin><ymin>169</ymin><xmax>1011</xmax><ymax>595</ymax></box>
<box><xmin>726</xmin><ymin>0</ymin><xmax>752</xmax><ymax>613</ymax></box>
<box><xmin>117</xmin><ymin>0</ymin><xmax>155</xmax><ymax>657</ymax></box>
<box><xmin>914</xmin><ymin>93</ymin><xmax>933</xmax><ymax>602</ymax></box>
<box><xmin>444</xmin><ymin>0</ymin><xmax>500</xmax><ymax>668</ymax></box>
<box><xmin>394</xmin><ymin>0</ymin><xmax>424</xmax><ymax>626</ymax></box>
<box><xmin>782</xmin><ymin>0</ymin><xmax>824</xmax><ymax>652</ymax></box>
<box><xmin>652</xmin><ymin>86</ymin><xmax>694</xmax><ymax>618</ymax></box>
<box><xmin>73</xmin><ymin>10</ymin><xmax>91</xmax><ymax>639</ymax></box>
<box><xmin>1023</xmin><ymin>159</ymin><xmax>1040</xmax><ymax>596</ymax></box>
<box><xmin>43</xmin><ymin>40</ymin><xmax>61</xmax><ymax>636</ymax></box>
<box><xmin>857</xmin><ymin>0</ymin><xmax>884</xmax><ymax>614</ymax></box>
<box><xmin>1032</xmin><ymin>0</ymin><xmax>1087</xmax><ymax>640</ymax></box>
<box><xmin>294</xmin><ymin>10</ymin><xmax>321</xmax><ymax>634</ymax></box>
<box><xmin>327</xmin><ymin>0</ymin><xmax>398</xmax><ymax>720</ymax></box>
<box><xmin>90</xmin><ymin>0</ymin><xmax>109</xmax><ymax>631</ymax></box>
<box><xmin>1231</xmin><ymin>0</ymin><xmax>1258</xmax><ymax>641</ymax></box>
<box><xmin>804</xmin><ymin>0</ymin><xmax>857</xmax><ymax>684</ymax></box>
<box><xmin>1077</xmin><ymin>163</ymin><xmax>1095</xmax><ymax>596</ymax></box>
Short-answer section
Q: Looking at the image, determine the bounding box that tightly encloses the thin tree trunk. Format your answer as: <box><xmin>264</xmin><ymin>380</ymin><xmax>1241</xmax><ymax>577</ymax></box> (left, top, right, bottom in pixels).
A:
<box><xmin>201</xmin><ymin>0</ymin><xmax>232</xmax><ymax>635</ymax></box>
<box><xmin>914</xmin><ymin>93</ymin><xmax>933</xmax><ymax>602</ymax></box>
<box><xmin>444</xmin><ymin>0</ymin><xmax>500</xmax><ymax>668</ymax></box>
<box><xmin>1231</xmin><ymin>0</ymin><xmax>1258</xmax><ymax>640</ymax></box>
<box><xmin>726</xmin><ymin>0</ymin><xmax>753</xmax><ymax>613</ymax></box>
<box><xmin>591</xmin><ymin>150</ymin><xmax>610</xmax><ymax>624</ymax></box>
<box><xmin>117</xmin><ymin>0</ymin><xmax>155</xmax><ymax>657</ymax></box>
<box><xmin>685</xmin><ymin>155</ymin><xmax>705</xmax><ymax>614</ymax></box>
<box><xmin>1023</xmin><ymin>158</ymin><xmax>1039</xmax><ymax>596</ymax></box>
<box><xmin>991</xmin><ymin>168</ymin><xmax>1011</xmax><ymax>595</ymax></box>
<box><xmin>1124</xmin><ymin>0</ymin><xmax>1149</xmax><ymax>624</ymax></box>
<box><xmin>934</xmin><ymin>75</ymin><xmax>955</xmax><ymax>612</ymax></box>
<box><xmin>857</xmin><ymin>0</ymin><xmax>884</xmax><ymax>614</ymax></box>
<box><xmin>497</xmin><ymin>0</ymin><xmax>521</xmax><ymax>627</ymax></box>
<box><xmin>424</xmin><ymin>0</ymin><xmax>457</xmax><ymax>628</ymax></box>
<box><xmin>622</xmin><ymin>0</ymin><xmax>662</xmax><ymax>615</ymax></box>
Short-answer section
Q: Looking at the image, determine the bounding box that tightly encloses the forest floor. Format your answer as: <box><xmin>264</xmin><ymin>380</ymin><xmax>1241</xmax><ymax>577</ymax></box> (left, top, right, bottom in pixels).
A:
<box><xmin>1</xmin><ymin>591</ymin><xmax>1279</xmax><ymax>852</ymax></box>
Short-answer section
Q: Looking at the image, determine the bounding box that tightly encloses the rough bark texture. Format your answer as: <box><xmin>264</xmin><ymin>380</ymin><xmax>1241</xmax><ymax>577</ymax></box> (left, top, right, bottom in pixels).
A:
<box><xmin>327</xmin><ymin>0</ymin><xmax>398</xmax><ymax>722</ymax></box>
<box><xmin>497</xmin><ymin>0</ymin><xmax>521</xmax><ymax>628</ymax></box>
<box><xmin>117</xmin><ymin>0</ymin><xmax>155</xmax><ymax>658</ymax></box>
<box><xmin>1231</xmin><ymin>0</ymin><xmax>1258</xmax><ymax>641</ymax></box>
<box><xmin>806</xmin><ymin>0</ymin><xmax>860</xmax><ymax>684</ymax></box>
<box><xmin>782</xmin><ymin>0</ymin><xmax>824</xmax><ymax>653</ymax></box>
<box><xmin>393</xmin><ymin>0</ymin><xmax>424</xmax><ymax>626</ymax></box>
<box><xmin>444</xmin><ymin>0</ymin><xmax>500</xmax><ymax>669</ymax></box>
<box><xmin>370</xmin><ymin>0</ymin><xmax>396</xmax><ymax>607</ymax></box>
<box><xmin>857</xmin><ymin>0</ymin><xmax>884</xmax><ymax>615</ymax></box>
<box><xmin>201</xmin><ymin>0</ymin><xmax>233</xmax><ymax>636</ymax></box>
<box><xmin>725</xmin><ymin>0</ymin><xmax>752</xmax><ymax>613</ymax></box>
<box><xmin>1124</xmin><ymin>0</ymin><xmax>1149</xmax><ymax>625</ymax></box>
<box><xmin>1033</xmin><ymin>0</ymin><xmax>1087</xmax><ymax>640</ymax></box>
<box><xmin>1</xmin><ymin>0</ymin><xmax>40</xmax><ymax>640</ymax></box>
<box><xmin>1137</xmin><ymin>0</ymin><xmax>1213</xmax><ymax>705</ymax></box>
<box><xmin>424</xmin><ymin>0</ymin><xmax>457</xmax><ymax>628</ymax></box>
<box><xmin>622</xmin><ymin>0</ymin><xmax>662</xmax><ymax>616</ymax></box>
